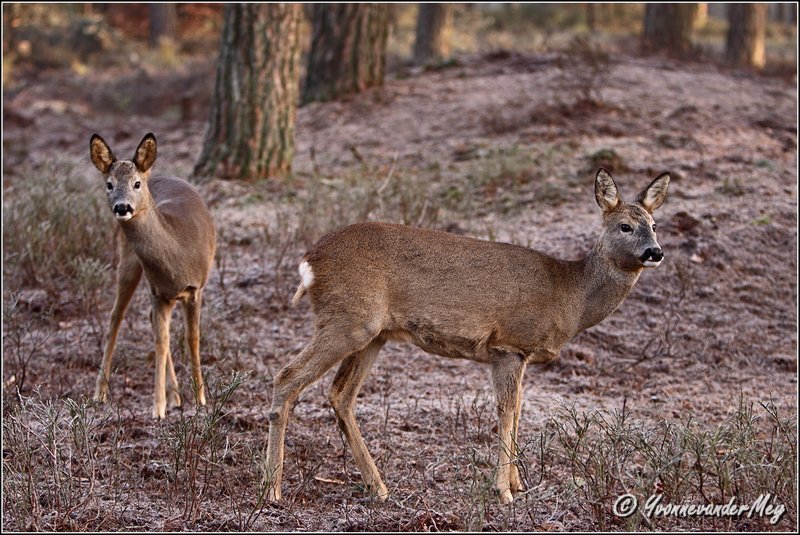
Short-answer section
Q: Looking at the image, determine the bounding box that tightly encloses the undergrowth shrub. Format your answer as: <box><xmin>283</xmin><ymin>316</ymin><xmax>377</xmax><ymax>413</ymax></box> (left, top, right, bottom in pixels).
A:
<box><xmin>3</xmin><ymin>160</ymin><xmax>113</xmax><ymax>295</ymax></box>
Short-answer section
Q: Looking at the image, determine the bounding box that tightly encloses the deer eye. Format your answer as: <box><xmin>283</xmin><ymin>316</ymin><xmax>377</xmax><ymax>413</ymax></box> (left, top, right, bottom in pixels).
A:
<box><xmin>620</xmin><ymin>224</ymin><xmax>633</xmax><ymax>233</ymax></box>
<box><xmin>134</xmin><ymin>181</ymin><xmax>141</xmax><ymax>190</ymax></box>
<box><xmin>652</xmin><ymin>224</ymin><xmax>657</xmax><ymax>232</ymax></box>
<box><xmin>106</xmin><ymin>182</ymin><xmax>113</xmax><ymax>191</ymax></box>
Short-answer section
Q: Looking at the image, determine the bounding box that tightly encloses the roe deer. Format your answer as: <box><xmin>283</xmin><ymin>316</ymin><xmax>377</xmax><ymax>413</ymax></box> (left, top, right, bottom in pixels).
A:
<box><xmin>265</xmin><ymin>168</ymin><xmax>669</xmax><ymax>504</ymax></box>
<box><xmin>89</xmin><ymin>133</ymin><xmax>217</xmax><ymax>419</ymax></box>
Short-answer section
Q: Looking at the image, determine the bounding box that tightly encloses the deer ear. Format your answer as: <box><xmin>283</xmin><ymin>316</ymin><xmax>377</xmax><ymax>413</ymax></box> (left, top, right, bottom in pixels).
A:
<box><xmin>133</xmin><ymin>133</ymin><xmax>157</xmax><ymax>173</ymax></box>
<box><xmin>636</xmin><ymin>172</ymin><xmax>670</xmax><ymax>213</ymax></box>
<box><xmin>594</xmin><ymin>168</ymin><xmax>620</xmax><ymax>212</ymax></box>
<box><xmin>90</xmin><ymin>134</ymin><xmax>115</xmax><ymax>174</ymax></box>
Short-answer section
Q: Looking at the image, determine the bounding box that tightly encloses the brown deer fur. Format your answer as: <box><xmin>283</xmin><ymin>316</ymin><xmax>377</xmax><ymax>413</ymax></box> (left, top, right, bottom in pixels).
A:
<box><xmin>265</xmin><ymin>168</ymin><xmax>669</xmax><ymax>504</ymax></box>
<box><xmin>90</xmin><ymin>133</ymin><xmax>217</xmax><ymax>419</ymax></box>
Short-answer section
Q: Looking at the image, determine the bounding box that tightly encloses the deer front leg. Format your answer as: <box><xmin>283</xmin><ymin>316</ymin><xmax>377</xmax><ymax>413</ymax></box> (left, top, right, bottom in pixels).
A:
<box><xmin>490</xmin><ymin>352</ymin><xmax>526</xmax><ymax>504</ymax></box>
<box><xmin>95</xmin><ymin>249</ymin><xmax>142</xmax><ymax>402</ymax></box>
<box><xmin>151</xmin><ymin>296</ymin><xmax>176</xmax><ymax>419</ymax></box>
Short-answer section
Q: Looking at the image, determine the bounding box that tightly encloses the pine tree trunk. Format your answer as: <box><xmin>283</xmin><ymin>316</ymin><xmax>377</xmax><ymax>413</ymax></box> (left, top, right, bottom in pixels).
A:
<box><xmin>413</xmin><ymin>3</ymin><xmax>453</xmax><ymax>65</ymax></box>
<box><xmin>725</xmin><ymin>3</ymin><xmax>767</xmax><ymax>69</ymax></box>
<box><xmin>193</xmin><ymin>4</ymin><xmax>301</xmax><ymax>181</ymax></box>
<box><xmin>586</xmin><ymin>3</ymin><xmax>596</xmax><ymax>31</ymax></box>
<box><xmin>302</xmin><ymin>3</ymin><xmax>389</xmax><ymax>104</ymax></box>
<box><xmin>642</xmin><ymin>3</ymin><xmax>696</xmax><ymax>55</ymax></box>
<box><xmin>148</xmin><ymin>4</ymin><xmax>177</xmax><ymax>48</ymax></box>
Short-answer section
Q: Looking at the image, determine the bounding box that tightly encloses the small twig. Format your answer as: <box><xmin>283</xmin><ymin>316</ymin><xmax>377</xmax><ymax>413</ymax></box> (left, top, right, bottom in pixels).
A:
<box><xmin>376</xmin><ymin>151</ymin><xmax>399</xmax><ymax>195</ymax></box>
<box><xmin>310</xmin><ymin>145</ymin><xmax>321</xmax><ymax>176</ymax></box>
<box><xmin>376</xmin><ymin>151</ymin><xmax>399</xmax><ymax>218</ymax></box>
<box><xmin>348</xmin><ymin>144</ymin><xmax>367</xmax><ymax>168</ymax></box>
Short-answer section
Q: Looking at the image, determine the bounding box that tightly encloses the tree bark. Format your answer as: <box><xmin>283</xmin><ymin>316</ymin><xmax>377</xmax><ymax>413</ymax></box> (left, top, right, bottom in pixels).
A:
<box><xmin>725</xmin><ymin>3</ymin><xmax>767</xmax><ymax>69</ymax></box>
<box><xmin>148</xmin><ymin>4</ymin><xmax>177</xmax><ymax>48</ymax></box>
<box><xmin>642</xmin><ymin>3</ymin><xmax>696</xmax><ymax>56</ymax></box>
<box><xmin>302</xmin><ymin>3</ymin><xmax>389</xmax><ymax>104</ymax></box>
<box><xmin>194</xmin><ymin>3</ymin><xmax>302</xmax><ymax>181</ymax></box>
<box><xmin>586</xmin><ymin>3</ymin><xmax>596</xmax><ymax>31</ymax></box>
<box><xmin>413</xmin><ymin>3</ymin><xmax>453</xmax><ymax>65</ymax></box>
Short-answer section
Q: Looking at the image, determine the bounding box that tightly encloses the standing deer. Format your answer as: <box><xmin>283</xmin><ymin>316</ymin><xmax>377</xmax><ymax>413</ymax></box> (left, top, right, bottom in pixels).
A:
<box><xmin>265</xmin><ymin>168</ymin><xmax>669</xmax><ymax>503</ymax></box>
<box><xmin>89</xmin><ymin>133</ymin><xmax>217</xmax><ymax>419</ymax></box>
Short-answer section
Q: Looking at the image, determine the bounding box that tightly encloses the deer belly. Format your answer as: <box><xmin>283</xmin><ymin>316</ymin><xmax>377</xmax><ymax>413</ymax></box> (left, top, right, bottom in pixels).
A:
<box><xmin>383</xmin><ymin>324</ymin><xmax>492</xmax><ymax>363</ymax></box>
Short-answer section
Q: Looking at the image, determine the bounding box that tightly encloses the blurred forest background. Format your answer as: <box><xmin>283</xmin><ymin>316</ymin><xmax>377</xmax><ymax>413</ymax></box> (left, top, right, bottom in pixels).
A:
<box><xmin>3</xmin><ymin>3</ymin><xmax>797</xmax><ymax>179</ymax></box>
<box><xmin>2</xmin><ymin>3</ymin><xmax>798</xmax><ymax>532</ymax></box>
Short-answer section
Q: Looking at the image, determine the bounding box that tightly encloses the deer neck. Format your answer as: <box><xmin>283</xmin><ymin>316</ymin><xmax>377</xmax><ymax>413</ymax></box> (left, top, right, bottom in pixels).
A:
<box><xmin>118</xmin><ymin>194</ymin><xmax>181</xmax><ymax>292</ymax></box>
<box><xmin>576</xmin><ymin>240</ymin><xmax>642</xmax><ymax>332</ymax></box>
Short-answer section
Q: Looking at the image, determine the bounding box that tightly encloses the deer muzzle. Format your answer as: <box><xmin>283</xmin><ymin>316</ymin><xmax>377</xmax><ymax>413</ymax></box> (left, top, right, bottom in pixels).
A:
<box><xmin>640</xmin><ymin>247</ymin><xmax>664</xmax><ymax>267</ymax></box>
<box><xmin>113</xmin><ymin>203</ymin><xmax>134</xmax><ymax>221</ymax></box>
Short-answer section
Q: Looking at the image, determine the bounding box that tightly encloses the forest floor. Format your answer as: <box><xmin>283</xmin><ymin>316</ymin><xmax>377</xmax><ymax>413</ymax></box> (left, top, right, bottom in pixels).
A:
<box><xmin>2</xmin><ymin>48</ymin><xmax>797</xmax><ymax>531</ymax></box>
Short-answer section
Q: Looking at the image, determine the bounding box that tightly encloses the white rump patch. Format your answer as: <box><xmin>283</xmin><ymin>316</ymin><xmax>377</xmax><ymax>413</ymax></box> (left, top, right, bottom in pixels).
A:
<box><xmin>299</xmin><ymin>260</ymin><xmax>314</xmax><ymax>289</ymax></box>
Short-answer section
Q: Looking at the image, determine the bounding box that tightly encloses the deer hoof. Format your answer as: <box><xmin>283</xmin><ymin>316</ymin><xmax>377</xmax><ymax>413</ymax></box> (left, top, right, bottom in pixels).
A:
<box><xmin>152</xmin><ymin>401</ymin><xmax>167</xmax><ymax>419</ymax></box>
<box><xmin>168</xmin><ymin>391</ymin><xmax>182</xmax><ymax>409</ymax></box>
<box><xmin>94</xmin><ymin>378</ymin><xmax>109</xmax><ymax>403</ymax></box>
<box><xmin>368</xmin><ymin>482</ymin><xmax>389</xmax><ymax>501</ymax></box>
<box><xmin>510</xmin><ymin>473</ymin><xmax>524</xmax><ymax>493</ymax></box>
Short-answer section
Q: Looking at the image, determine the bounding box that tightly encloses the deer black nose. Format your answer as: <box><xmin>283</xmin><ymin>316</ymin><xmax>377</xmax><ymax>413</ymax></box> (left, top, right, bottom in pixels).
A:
<box><xmin>641</xmin><ymin>247</ymin><xmax>663</xmax><ymax>262</ymax></box>
<box><xmin>113</xmin><ymin>203</ymin><xmax>133</xmax><ymax>216</ymax></box>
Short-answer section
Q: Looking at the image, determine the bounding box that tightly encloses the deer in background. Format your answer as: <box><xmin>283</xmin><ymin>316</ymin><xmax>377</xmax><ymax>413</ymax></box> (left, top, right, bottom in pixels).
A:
<box><xmin>265</xmin><ymin>168</ymin><xmax>669</xmax><ymax>504</ymax></box>
<box><xmin>90</xmin><ymin>133</ymin><xmax>217</xmax><ymax>419</ymax></box>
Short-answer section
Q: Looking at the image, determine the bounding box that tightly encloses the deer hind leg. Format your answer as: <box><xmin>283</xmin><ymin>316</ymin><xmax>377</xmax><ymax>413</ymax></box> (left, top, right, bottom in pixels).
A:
<box><xmin>509</xmin><ymin>372</ymin><xmax>525</xmax><ymax>493</ymax></box>
<box><xmin>181</xmin><ymin>290</ymin><xmax>205</xmax><ymax>406</ymax></box>
<box><xmin>94</xmin><ymin>244</ymin><xmax>142</xmax><ymax>402</ymax></box>
<box><xmin>147</xmin><ymin>309</ymin><xmax>181</xmax><ymax>409</ymax></box>
<box><xmin>151</xmin><ymin>295</ymin><xmax>176</xmax><ymax>419</ymax></box>
<box><xmin>329</xmin><ymin>338</ymin><xmax>387</xmax><ymax>499</ymax></box>
<box><xmin>165</xmin><ymin>347</ymin><xmax>181</xmax><ymax>409</ymax></box>
<box><xmin>490</xmin><ymin>352</ymin><xmax>526</xmax><ymax>504</ymax></box>
<box><xmin>265</xmin><ymin>325</ymin><xmax>376</xmax><ymax>501</ymax></box>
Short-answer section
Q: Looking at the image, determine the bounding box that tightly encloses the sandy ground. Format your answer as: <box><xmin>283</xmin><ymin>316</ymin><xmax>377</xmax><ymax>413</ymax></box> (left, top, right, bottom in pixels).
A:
<box><xmin>2</xmin><ymin>50</ymin><xmax>797</xmax><ymax>531</ymax></box>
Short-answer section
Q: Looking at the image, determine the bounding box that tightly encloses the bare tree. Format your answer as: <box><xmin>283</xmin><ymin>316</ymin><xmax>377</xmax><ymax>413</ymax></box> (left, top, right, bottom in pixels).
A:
<box><xmin>194</xmin><ymin>4</ymin><xmax>302</xmax><ymax>180</ymax></box>
<box><xmin>413</xmin><ymin>3</ymin><xmax>454</xmax><ymax>65</ymax></box>
<box><xmin>642</xmin><ymin>3</ymin><xmax>696</xmax><ymax>55</ymax></box>
<box><xmin>148</xmin><ymin>4</ymin><xmax>177</xmax><ymax>48</ymax></box>
<box><xmin>302</xmin><ymin>3</ymin><xmax>390</xmax><ymax>104</ymax></box>
<box><xmin>726</xmin><ymin>3</ymin><xmax>767</xmax><ymax>69</ymax></box>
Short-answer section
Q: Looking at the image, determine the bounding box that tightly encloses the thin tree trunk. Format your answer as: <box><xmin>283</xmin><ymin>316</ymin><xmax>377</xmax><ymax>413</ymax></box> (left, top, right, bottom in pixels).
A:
<box><xmin>413</xmin><ymin>3</ymin><xmax>454</xmax><ymax>65</ymax></box>
<box><xmin>725</xmin><ymin>3</ymin><xmax>767</xmax><ymax>68</ymax></box>
<box><xmin>194</xmin><ymin>4</ymin><xmax>302</xmax><ymax>180</ymax></box>
<box><xmin>642</xmin><ymin>3</ymin><xmax>696</xmax><ymax>56</ymax></box>
<box><xmin>586</xmin><ymin>3</ymin><xmax>596</xmax><ymax>31</ymax></box>
<box><xmin>149</xmin><ymin>4</ymin><xmax>177</xmax><ymax>48</ymax></box>
<box><xmin>302</xmin><ymin>3</ymin><xmax>389</xmax><ymax>104</ymax></box>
